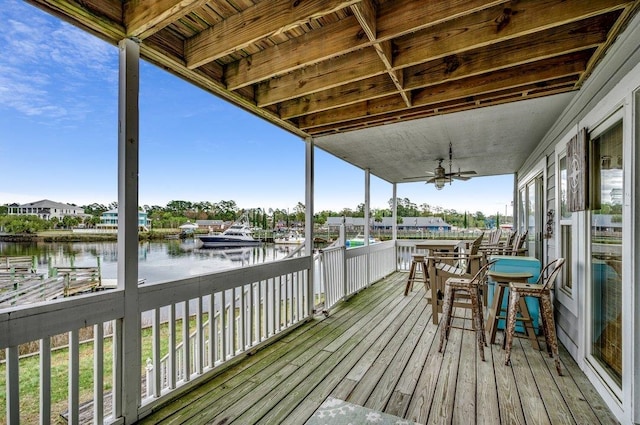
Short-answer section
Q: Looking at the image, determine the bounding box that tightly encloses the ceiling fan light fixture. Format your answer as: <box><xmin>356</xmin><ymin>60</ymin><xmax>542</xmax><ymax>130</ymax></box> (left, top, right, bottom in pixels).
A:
<box><xmin>435</xmin><ymin>177</ymin><xmax>446</xmax><ymax>190</ymax></box>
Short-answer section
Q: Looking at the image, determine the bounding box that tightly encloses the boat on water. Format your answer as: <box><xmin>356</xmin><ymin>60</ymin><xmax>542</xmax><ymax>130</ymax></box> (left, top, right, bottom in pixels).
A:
<box><xmin>198</xmin><ymin>219</ymin><xmax>261</xmax><ymax>248</ymax></box>
<box><xmin>273</xmin><ymin>230</ymin><xmax>305</xmax><ymax>245</ymax></box>
<box><xmin>345</xmin><ymin>234</ymin><xmax>379</xmax><ymax>247</ymax></box>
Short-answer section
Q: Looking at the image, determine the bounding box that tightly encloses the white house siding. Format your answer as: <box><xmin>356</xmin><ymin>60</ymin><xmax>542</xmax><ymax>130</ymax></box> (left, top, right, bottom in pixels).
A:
<box><xmin>517</xmin><ymin>11</ymin><xmax>640</xmax><ymax>424</ymax></box>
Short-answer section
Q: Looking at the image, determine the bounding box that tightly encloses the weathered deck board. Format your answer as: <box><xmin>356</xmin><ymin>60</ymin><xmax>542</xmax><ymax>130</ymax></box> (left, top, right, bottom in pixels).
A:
<box><xmin>138</xmin><ymin>272</ymin><xmax>618</xmax><ymax>425</ymax></box>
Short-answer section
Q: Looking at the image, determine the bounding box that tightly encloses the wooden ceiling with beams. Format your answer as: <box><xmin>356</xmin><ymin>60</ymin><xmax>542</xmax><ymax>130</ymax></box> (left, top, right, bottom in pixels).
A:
<box><xmin>29</xmin><ymin>0</ymin><xmax>639</xmax><ymax>141</ymax></box>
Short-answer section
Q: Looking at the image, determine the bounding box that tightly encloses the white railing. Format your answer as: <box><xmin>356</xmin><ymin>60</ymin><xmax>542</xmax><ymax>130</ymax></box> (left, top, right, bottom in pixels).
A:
<box><xmin>0</xmin><ymin>255</ymin><xmax>312</xmax><ymax>424</ymax></box>
<box><xmin>1</xmin><ymin>239</ymin><xmax>405</xmax><ymax>424</ymax></box>
<box><xmin>318</xmin><ymin>240</ymin><xmax>396</xmax><ymax>313</ymax></box>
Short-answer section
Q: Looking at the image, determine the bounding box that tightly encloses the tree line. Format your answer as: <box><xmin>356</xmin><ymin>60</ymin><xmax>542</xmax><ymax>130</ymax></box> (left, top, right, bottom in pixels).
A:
<box><xmin>0</xmin><ymin>198</ymin><xmax>510</xmax><ymax>234</ymax></box>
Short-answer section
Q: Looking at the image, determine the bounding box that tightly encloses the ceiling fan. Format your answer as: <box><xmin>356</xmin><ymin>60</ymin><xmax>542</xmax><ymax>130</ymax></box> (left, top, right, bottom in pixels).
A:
<box><xmin>405</xmin><ymin>142</ymin><xmax>477</xmax><ymax>190</ymax></box>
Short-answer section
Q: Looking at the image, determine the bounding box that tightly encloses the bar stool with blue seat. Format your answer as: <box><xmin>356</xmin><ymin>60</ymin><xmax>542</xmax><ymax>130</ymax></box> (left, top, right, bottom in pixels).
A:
<box><xmin>504</xmin><ymin>258</ymin><xmax>565</xmax><ymax>375</ymax></box>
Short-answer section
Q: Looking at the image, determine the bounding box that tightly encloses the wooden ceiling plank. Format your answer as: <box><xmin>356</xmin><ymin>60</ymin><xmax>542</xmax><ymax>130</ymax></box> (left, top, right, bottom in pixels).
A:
<box><xmin>279</xmin><ymin>74</ymin><xmax>397</xmax><ymax>119</ymax></box>
<box><xmin>29</xmin><ymin>0</ymin><xmax>125</xmax><ymax>40</ymax></box>
<box><xmin>375</xmin><ymin>0</ymin><xmax>509</xmax><ymax>40</ymax></box>
<box><xmin>256</xmin><ymin>48</ymin><xmax>387</xmax><ymax>107</ymax></box>
<box><xmin>281</xmin><ymin>17</ymin><xmax>610</xmax><ymax>119</ymax></box>
<box><xmin>350</xmin><ymin>0</ymin><xmax>377</xmax><ymax>41</ymax></box>
<box><xmin>125</xmin><ymin>0</ymin><xmax>209</xmax><ymax>39</ymax></box>
<box><xmin>225</xmin><ymin>0</ymin><xmax>505</xmax><ymax>90</ymax></box>
<box><xmin>403</xmin><ymin>14</ymin><xmax>614</xmax><ymax>90</ymax></box>
<box><xmin>186</xmin><ymin>0</ymin><xmax>360</xmax><ymax>69</ymax></box>
<box><xmin>251</xmin><ymin>1</ymin><xmax>628</xmax><ymax>108</ymax></box>
<box><xmin>299</xmin><ymin>52</ymin><xmax>589</xmax><ymax>129</ymax></box>
<box><xmin>307</xmin><ymin>80</ymin><xmax>578</xmax><ymax>135</ymax></box>
<box><xmin>577</xmin><ymin>1</ymin><xmax>640</xmax><ymax>86</ymax></box>
<box><xmin>225</xmin><ymin>16</ymin><xmax>367</xmax><ymax>90</ymax></box>
<box><xmin>394</xmin><ymin>0</ymin><xmax>632</xmax><ymax>69</ymax></box>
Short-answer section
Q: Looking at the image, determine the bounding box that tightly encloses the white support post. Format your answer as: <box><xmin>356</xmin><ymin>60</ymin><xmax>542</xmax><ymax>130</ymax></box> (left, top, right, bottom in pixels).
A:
<box><xmin>117</xmin><ymin>37</ymin><xmax>141</xmax><ymax>424</ymax></box>
<box><xmin>305</xmin><ymin>138</ymin><xmax>315</xmax><ymax>315</ymax></box>
<box><xmin>392</xmin><ymin>184</ymin><xmax>398</xmax><ymax>241</ymax></box>
<box><xmin>364</xmin><ymin>169</ymin><xmax>371</xmax><ymax>287</ymax></box>
<box><xmin>512</xmin><ymin>173</ymin><xmax>518</xmax><ymax>230</ymax></box>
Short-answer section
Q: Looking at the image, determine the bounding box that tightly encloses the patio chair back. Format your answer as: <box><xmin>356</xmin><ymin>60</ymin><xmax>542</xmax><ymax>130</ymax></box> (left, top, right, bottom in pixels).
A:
<box><xmin>538</xmin><ymin>257</ymin><xmax>566</xmax><ymax>291</ymax></box>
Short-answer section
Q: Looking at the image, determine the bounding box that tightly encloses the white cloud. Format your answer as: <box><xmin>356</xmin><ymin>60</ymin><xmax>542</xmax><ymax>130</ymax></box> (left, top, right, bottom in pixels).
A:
<box><xmin>0</xmin><ymin>1</ymin><xmax>117</xmax><ymax>121</ymax></box>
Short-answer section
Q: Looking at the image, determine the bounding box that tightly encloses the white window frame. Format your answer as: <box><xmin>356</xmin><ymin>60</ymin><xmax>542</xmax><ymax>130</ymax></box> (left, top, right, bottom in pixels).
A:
<box><xmin>554</xmin><ymin>131</ymin><xmax>580</xmax><ymax>316</ymax></box>
<box><xmin>582</xmin><ymin>106</ymin><xmax>627</xmax><ymax>404</ymax></box>
<box><xmin>517</xmin><ymin>157</ymin><xmax>546</xmax><ymax>260</ymax></box>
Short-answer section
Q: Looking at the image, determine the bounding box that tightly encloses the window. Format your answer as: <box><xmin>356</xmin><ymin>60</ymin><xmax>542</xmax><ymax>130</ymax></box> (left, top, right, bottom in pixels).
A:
<box><xmin>590</xmin><ymin>120</ymin><xmax>623</xmax><ymax>386</ymax></box>
<box><xmin>558</xmin><ymin>155</ymin><xmax>573</xmax><ymax>294</ymax></box>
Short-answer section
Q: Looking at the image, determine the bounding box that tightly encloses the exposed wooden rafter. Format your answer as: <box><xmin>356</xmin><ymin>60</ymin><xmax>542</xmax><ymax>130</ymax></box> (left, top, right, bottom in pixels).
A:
<box><xmin>29</xmin><ymin>0</ymin><xmax>637</xmax><ymax>137</ymax></box>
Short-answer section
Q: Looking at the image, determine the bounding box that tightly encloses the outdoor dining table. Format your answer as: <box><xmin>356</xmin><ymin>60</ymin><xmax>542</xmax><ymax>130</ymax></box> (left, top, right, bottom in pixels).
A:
<box><xmin>415</xmin><ymin>240</ymin><xmax>464</xmax><ymax>323</ymax></box>
<box><xmin>485</xmin><ymin>255</ymin><xmax>541</xmax><ymax>349</ymax></box>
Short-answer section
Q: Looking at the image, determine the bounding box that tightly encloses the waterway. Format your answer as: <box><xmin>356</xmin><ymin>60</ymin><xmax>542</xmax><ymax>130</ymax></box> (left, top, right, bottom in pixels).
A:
<box><xmin>0</xmin><ymin>238</ymin><xmax>305</xmax><ymax>285</ymax></box>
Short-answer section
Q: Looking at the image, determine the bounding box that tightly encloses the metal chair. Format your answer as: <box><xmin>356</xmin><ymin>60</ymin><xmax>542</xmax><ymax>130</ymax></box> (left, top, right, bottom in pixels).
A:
<box><xmin>438</xmin><ymin>259</ymin><xmax>497</xmax><ymax>361</ymax></box>
<box><xmin>504</xmin><ymin>258</ymin><xmax>566</xmax><ymax>374</ymax></box>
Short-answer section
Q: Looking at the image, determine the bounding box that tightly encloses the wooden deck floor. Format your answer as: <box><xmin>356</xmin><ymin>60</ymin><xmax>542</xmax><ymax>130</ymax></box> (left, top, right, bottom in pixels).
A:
<box><xmin>138</xmin><ymin>272</ymin><xmax>618</xmax><ymax>425</ymax></box>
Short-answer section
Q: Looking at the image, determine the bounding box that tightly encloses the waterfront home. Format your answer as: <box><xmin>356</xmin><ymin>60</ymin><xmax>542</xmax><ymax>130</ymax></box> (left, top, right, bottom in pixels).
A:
<box><xmin>3</xmin><ymin>2</ymin><xmax>640</xmax><ymax>424</ymax></box>
<box><xmin>98</xmin><ymin>209</ymin><xmax>150</xmax><ymax>231</ymax></box>
<box><xmin>7</xmin><ymin>199</ymin><xmax>86</xmax><ymax>221</ymax></box>
<box><xmin>326</xmin><ymin>216</ymin><xmax>452</xmax><ymax>233</ymax></box>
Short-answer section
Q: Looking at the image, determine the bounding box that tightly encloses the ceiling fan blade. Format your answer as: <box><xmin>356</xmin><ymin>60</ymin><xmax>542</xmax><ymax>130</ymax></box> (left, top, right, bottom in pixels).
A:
<box><xmin>403</xmin><ymin>174</ymin><xmax>433</xmax><ymax>180</ymax></box>
<box><xmin>451</xmin><ymin>175</ymin><xmax>471</xmax><ymax>181</ymax></box>
<box><xmin>455</xmin><ymin>170</ymin><xmax>477</xmax><ymax>175</ymax></box>
<box><xmin>425</xmin><ymin>177</ymin><xmax>438</xmax><ymax>184</ymax></box>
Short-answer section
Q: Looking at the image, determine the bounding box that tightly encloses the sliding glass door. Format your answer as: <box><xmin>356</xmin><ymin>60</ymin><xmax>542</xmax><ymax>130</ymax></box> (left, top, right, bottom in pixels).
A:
<box><xmin>589</xmin><ymin>120</ymin><xmax>623</xmax><ymax>386</ymax></box>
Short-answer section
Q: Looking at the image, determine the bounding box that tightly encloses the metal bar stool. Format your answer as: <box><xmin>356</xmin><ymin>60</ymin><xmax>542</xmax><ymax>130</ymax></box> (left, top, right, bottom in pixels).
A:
<box><xmin>504</xmin><ymin>258</ymin><xmax>565</xmax><ymax>375</ymax></box>
<box><xmin>439</xmin><ymin>259</ymin><xmax>495</xmax><ymax>361</ymax></box>
<box><xmin>404</xmin><ymin>253</ymin><xmax>429</xmax><ymax>296</ymax></box>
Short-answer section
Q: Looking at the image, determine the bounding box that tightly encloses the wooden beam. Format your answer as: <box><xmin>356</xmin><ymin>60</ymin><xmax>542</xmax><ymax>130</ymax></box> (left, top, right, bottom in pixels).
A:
<box><xmin>256</xmin><ymin>48</ymin><xmax>387</xmax><ymax>107</ymax></box>
<box><xmin>402</xmin><ymin>14</ymin><xmax>614</xmax><ymax>91</ymax></box>
<box><xmin>394</xmin><ymin>0</ymin><xmax>632</xmax><ymax>69</ymax></box>
<box><xmin>307</xmin><ymin>78</ymin><xmax>578</xmax><ymax>135</ymax></box>
<box><xmin>124</xmin><ymin>0</ymin><xmax>208</xmax><ymax>39</ymax></box>
<box><xmin>281</xmin><ymin>16</ymin><xmax>612</xmax><ymax>118</ymax></box>
<box><xmin>279</xmin><ymin>74</ymin><xmax>397</xmax><ymax>119</ymax></box>
<box><xmin>299</xmin><ymin>51</ymin><xmax>590</xmax><ymax>129</ymax></box>
<box><xmin>224</xmin><ymin>16</ymin><xmax>368</xmax><ymax>90</ymax></box>
<box><xmin>186</xmin><ymin>0</ymin><xmax>360</xmax><ymax>69</ymax></box>
<box><xmin>253</xmin><ymin>0</ymin><xmax>629</xmax><ymax>107</ymax></box>
<box><xmin>351</xmin><ymin>0</ymin><xmax>377</xmax><ymax>41</ymax></box>
<box><xmin>224</xmin><ymin>0</ymin><xmax>505</xmax><ymax>91</ymax></box>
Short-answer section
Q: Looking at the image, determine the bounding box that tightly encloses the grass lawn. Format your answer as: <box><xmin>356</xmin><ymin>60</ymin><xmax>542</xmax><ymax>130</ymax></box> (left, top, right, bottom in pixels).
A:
<box><xmin>0</xmin><ymin>315</ymin><xmax>200</xmax><ymax>423</ymax></box>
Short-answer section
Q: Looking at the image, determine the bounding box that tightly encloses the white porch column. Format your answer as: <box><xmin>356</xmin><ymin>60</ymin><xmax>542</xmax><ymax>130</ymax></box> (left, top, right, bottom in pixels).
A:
<box><xmin>305</xmin><ymin>137</ymin><xmax>315</xmax><ymax>315</ymax></box>
<box><xmin>364</xmin><ymin>169</ymin><xmax>370</xmax><ymax>244</ymax></box>
<box><xmin>392</xmin><ymin>183</ymin><xmax>398</xmax><ymax>241</ymax></box>
<box><xmin>364</xmin><ymin>169</ymin><xmax>371</xmax><ymax>286</ymax></box>
<box><xmin>117</xmin><ymin>38</ymin><xmax>140</xmax><ymax>424</ymax></box>
<box><xmin>512</xmin><ymin>173</ymin><xmax>518</xmax><ymax>230</ymax></box>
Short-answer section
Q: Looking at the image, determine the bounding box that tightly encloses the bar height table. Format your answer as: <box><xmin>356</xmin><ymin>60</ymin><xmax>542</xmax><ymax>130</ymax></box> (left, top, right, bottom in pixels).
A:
<box><xmin>485</xmin><ymin>270</ymin><xmax>539</xmax><ymax>349</ymax></box>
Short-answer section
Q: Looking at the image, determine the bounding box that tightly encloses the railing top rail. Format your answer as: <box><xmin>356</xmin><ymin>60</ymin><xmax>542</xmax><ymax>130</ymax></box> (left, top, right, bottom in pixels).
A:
<box><xmin>138</xmin><ymin>255</ymin><xmax>313</xmax><ymax>311</ymax></box>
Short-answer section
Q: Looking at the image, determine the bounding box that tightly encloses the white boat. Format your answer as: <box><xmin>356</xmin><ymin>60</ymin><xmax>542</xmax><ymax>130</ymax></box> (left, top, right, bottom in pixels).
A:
<box><xmin>198</xmin><ymin>218</ymin><xmax>261</xmax><ymax>248</ymax></box>
<box><xmin>345</xmin><ymin>234</ymin><xmax>379</xmax><ymax>247</ymax></box>
<box><xmin>273</xmin><ymin>230</ymin><xmax>305</xmax><ymax>245</ymax></box>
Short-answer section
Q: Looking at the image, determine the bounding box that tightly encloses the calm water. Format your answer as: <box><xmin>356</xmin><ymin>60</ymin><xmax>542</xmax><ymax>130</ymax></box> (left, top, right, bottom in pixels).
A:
<box><xmin>0</xmin><ymin>239</ymin><xmax>303</xmax><ymax>284</ymax></box>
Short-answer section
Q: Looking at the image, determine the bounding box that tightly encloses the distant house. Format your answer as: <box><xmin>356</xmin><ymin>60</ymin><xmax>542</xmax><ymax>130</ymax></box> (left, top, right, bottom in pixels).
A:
<box><xmin>99</xmin><ymin>209</ymin><xmax>150</xmax><ymax>231</ymax></box>
<box><xmin>325</xmin><ymin>216</ymin><xmax>451</xmax><ymax>232</ymax></box>
<box><xmin>7</xmin><ymin>199</ymin><xmax>86</xmax><ymax>221</ymax></box>
<box><xmin>195</xmin><ymin>219</ymin><xmax>225</xmax><ymax>232</ymax></box>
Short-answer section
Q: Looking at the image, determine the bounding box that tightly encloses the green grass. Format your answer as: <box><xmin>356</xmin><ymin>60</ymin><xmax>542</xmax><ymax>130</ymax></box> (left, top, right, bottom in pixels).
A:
<box><xmin>0</xmin><ymin>315</ymin><xmax>202</xmax><ymax>424</ymax></box>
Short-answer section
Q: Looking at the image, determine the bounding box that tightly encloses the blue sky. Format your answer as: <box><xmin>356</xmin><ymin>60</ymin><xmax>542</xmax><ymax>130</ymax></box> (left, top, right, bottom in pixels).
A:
<box><xmin>0</xmin><ymin>1</ymin><xmax>514</xmax><ymax>216</ymax></box>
